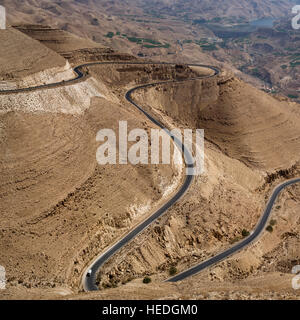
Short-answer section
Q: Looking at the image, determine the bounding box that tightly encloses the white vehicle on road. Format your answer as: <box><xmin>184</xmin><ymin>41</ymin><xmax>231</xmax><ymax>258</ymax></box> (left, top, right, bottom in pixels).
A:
<box><xmin>87</xmin><ymin>269</ymin><xmax>92</xmax><ymax>277</ymax></box>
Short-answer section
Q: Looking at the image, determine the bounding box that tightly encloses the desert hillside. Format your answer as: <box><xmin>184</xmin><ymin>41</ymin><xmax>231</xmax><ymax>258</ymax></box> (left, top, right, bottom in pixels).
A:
<box><xmin>134</xmin><ymin>75</ymin><xmax>300</xmax><ymax>171</ymax></box>
<box><xmin>91</xmin><ymin>67</ymin><xmax>300</xmax><ymax>295</ymax></box>
<box><xmin>0</xmin><ymin>25</ymin><xmax>299</xmax><ymax>301</ymax></box>
<box><xmin>73</xmin><ymin>182</ymin><xmax>300</xmax><ymax>301</ymax></box>
<box><xmin>13</xmin><ymin>24</ymin><xmax>106</xmax><ymax>54</ymax></box>
<box><xmin>0</xmin><ymin>27</ymin><xmax>74</xmax><ymax>89</ymax></box>
<box><xmin>0</xmin><ymin>26</ymin><xmax>186</xmax><ymax>297</ymax></box>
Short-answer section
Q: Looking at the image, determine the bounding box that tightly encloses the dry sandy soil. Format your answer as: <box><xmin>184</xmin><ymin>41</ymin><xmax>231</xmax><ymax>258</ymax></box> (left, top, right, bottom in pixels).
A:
<box><xmin>0</xmin><ymin>25</ymin><xmax>299</xmax><ymax>300</ymax></box>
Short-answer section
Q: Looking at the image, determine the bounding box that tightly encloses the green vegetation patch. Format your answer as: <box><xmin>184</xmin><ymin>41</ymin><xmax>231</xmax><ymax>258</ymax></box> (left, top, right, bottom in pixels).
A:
<box><xmin>290</xmin><ymin>61</ymin><xmax>300</xmax><ymax>68</ymax></box>
<box><xmin>125</xmin><ymin>35</ymin><xmax>170</xmax><ymax>48</ymax></box>
<box><xmin>288</xmin><ymin>94</ymin><xmax>299</xmax><ymax>99</ymax></box>
<box><xmin>169</xmin><ymin>266</ymin><xmax>178</xmax><ymax>276</ymax></box>
<box><xmin>201</xmin><ymin>44</ymin><xmax>218</xmax><ymax>51</ymax></box>
<box><xmin>242</xmin><ymin>229</ymin><xmax>250</xmax><ymax>237</ymax></box>
<box><xmin>195</xmin><ymin>39</ymin><xmax>218</xmax><ymax>51</ymax></box>
<box><xmin>105</xmin><ymin>32</ymin><xmax>114</xmax><ymax>38</ymax></box>
<box><xmin>266</xmin><ymin>225</ymin><xmax>273</xmax><ymax>233</ymax></box>
<box><xmin>143</xmin><ymin>276</ymin><xmax>152</xmax><ymax>284</ymax></box>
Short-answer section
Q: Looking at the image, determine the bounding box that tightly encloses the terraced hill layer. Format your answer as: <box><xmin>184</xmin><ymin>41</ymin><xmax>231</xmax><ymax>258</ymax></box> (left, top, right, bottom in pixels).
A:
<box><xmin>0</xmin><ymin>27</ymin><xmax>74</xmax><ymax>89</ymax></box>
<box><xmin>14</xmin><ymin>25</ymin><xmax>106</xmax><ymax>54</ymax></box>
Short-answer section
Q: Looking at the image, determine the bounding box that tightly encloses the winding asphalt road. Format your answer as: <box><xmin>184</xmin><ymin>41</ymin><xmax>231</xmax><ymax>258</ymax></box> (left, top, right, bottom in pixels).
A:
<box><xmin>167</xmin><ymin>177</ymin><xmax>300</xmax><ymax>282</ymax></box>
<box><xmin>1</xmin><ymin>61</ymin><xmax>299</xmax><ymax>291</ymax></box>
<box><xmin>82</xmin><ymin>62</ymin><xmax>219</xmax><ymax>291</ymax></box>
